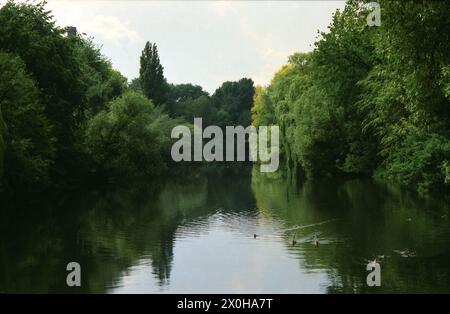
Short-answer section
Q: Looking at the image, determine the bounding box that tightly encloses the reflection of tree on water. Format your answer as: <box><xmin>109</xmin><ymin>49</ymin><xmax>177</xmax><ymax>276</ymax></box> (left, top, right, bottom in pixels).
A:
<box><xmin>83</xmin><ymin>167</ymin><xmax>256</xmax><ymax>290</ymax></box>
<box><xmin>2</xmin><ymin>166</ymin><xmax>449</xmax><ymax>293</ymax></box>
<box><xmin>0</xmin><ymin>181</ymin><xmax>178</xmax><ymax>292</ymax></box>
<box><xmin>77</xmin><ymin>180</ymin><xmax>202</xmax><ymax>290</ymax></box>
<box><xmin>0</xmin><ymin>167</ymin><xmax>257</xmax><ymax>293</ymax></box>
<box><xmin>74</xmin><ymin>181</ymin><xmax>214</xmax><ymax>287</ymax></box>
<box><xmin>251</xmin><ymin>169</ymin><xmax>450</xmax><ymax>293</ymax></box>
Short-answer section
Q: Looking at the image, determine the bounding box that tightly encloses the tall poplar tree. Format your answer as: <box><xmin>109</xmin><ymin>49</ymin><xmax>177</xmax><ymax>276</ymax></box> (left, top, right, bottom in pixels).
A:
<box><xmin>139</xmin><ymin>42</ymin><xmax>168</xmax><ymax>106</ymax></box>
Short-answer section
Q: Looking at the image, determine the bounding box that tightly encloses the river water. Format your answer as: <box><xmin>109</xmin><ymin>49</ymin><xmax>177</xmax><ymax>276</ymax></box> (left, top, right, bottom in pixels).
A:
<box><xmin>1</xmin><ymin>168</ymin><xmax>450</xmax><ymax>293</ymax></box>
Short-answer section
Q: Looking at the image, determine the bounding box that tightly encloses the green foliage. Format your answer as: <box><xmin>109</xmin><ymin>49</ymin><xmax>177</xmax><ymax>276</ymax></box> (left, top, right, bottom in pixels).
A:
<box><xmin>75</xmin><ymin>38</ymin><xmax>127</xmax><ymax>116</ymax></box>
<box><xmin>167</xmin><ymin>80</ymin><xmax>255</xmax><ymax>128</ymax></box>
<box><xmin>129</xmin><ymin>78</ymin><xmax>143</xmax><ymax>93</ymax></box>
<box><xmin>211</xmin><ymin>78</ymin><xmax>255</xmax><ymax>126</ymax></box>
<box><xmin>168</xmin><ymin>83</ymin><xmax>208</xmax><ymax>104</ymax></box>
<box><xmin>376</xmin><ymin>128</ymin><xmax>450</xmax><ymax>194</ymax></box>
<box><xmin>0</xmin><ymin>1</ymin><xmax>258</xmax><ymax>190</ymax></box>
<box><xmin>252</xmin><ymin>0</ymin><xmax>450</xmax><ymax>193</ymax></box>
<box><xmin>444</xmin><ymin>162</ymin><xmax>450</xmax><ymax>185</ymax></box>
<box><xmin>84</xmin><ymin>92</ymin><xmax>177</xmax><ymax>178</ymax></box>
<box><xmin>3</xmin><ymin>0</ymin><xmax>447</xmax><ymax>195</ymax></box>
<box><xmin>359</xmin><ymin>0</ymin><xmax>450</xmax><ymax>193</ymax></box>
<box><xmin>0</xmin><ymin>107</ymin><xmax>5</xmax><ymax>182</ymax></box>
<box><xmin>0</xmin><ymin>1</ymin><xmax>135</xmax><ymax>189</ymax></box>
<box><xmin>0</xmin><ymin>52</ymin><xmax>55</xmax><ymax>189</ymax></box>
<box><xmin>139</xmin><ymin>42</ymin><xmax>168</xmax><ymax>106</ymax></box>
<box><xmin>0</xmin><ymin>1</ymin><xmax>84</xmax><ymax>149</ymax></box>
<box><xmin>166</xmin><ymin>84</ymin><xmax>212</xmax><ymax>122</ymax></box>
<box><xmin>252</xmin><ymin>86</ymin><xmax>274</xmax><ymax>128</ymax></box>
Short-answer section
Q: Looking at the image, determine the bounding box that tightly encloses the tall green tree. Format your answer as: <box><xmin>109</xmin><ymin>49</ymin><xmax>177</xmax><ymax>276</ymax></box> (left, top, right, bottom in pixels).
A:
<box><xmin>139</xmin><ymin>42</ymin><xmax>168</xmax><ymax>106</ymax></box>
<box><xmin>0</xmin><ymin>1</ymin><xmax>84</xmax><ymax>152</ymax></box>
<box><xmin>0</xmin><ymin>52</ymin><xmax>55</xmax><ymax>190</ymax></box>
<box><xmin>84</xmin><ymin>91</ymin><xmax>178</xmax><ymax>179</ymax></box>
<box><xmin>251</xmin><ymin>0</ymin><xmax>450</xmax><ymax>194</ymax></box>
<box><xmin>358</xmin><ymin>0</ymin><xmax>450</xmax><ymax>193</ymax></box>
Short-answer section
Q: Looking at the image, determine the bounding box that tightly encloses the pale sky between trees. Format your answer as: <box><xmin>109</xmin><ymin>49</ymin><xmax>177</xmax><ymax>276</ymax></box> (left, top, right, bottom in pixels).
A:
<box><xmin>42</xmin><ymin>0</ymin><xmax>344</xmax><ymax>93</ymax></box>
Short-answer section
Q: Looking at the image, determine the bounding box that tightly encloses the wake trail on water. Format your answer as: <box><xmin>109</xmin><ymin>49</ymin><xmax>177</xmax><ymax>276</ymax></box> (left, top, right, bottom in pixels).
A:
<box><xmin>281</xmin><ymin>219</ymin><xmax>337</xmax><ymax>233</ymax></box>
<box><xmin>252</xmin><ymin>219</ymin><xmax>338</xmax><ymax>240</ymax></box>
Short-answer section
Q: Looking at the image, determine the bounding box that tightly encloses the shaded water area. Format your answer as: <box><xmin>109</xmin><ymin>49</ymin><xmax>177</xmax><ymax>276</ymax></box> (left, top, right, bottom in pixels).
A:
<box><xmin>1</xmin><ymin>167</ymin><xmax>450</xmax><ymax>293</ymax></box>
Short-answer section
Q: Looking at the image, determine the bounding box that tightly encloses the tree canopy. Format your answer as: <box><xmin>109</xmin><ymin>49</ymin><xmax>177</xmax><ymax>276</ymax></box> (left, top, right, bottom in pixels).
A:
<box><xmin>1</xmin><ymin>0</ymin><xmax>449</xmax><ymax>196</ymax></box>
<box><xmin>139</xmin><ymin>42</ymin><xmax>168</xmax><ymax>106</ymax></box>
<box><xmin>251</xmin><ymin>0</ymin><xmax>450</xmax><ymax>194</ymax></box>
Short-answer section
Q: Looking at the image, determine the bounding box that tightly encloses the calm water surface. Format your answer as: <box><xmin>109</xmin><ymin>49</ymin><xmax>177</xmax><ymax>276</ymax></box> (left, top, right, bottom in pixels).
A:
<box><xmin>1</xmin><ymin>168</ymin><xmax>450</xmax><ymax>293</ymax></box>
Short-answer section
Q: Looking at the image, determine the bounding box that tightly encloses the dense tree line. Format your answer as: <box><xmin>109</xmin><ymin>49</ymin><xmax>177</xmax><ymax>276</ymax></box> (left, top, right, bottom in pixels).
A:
<box><xmin>0</xmin><ymin>1</ymin><xmax>174</xmax><ymax>192</ymax></box>
<box><xmin>251</xmin><ymin>0</ymin><xmax>450</xmax><ymax>194</ymax></box>
<box><xmin>0</xmin><ymin>1</ymin><xmax>254</xmax><ymax>194</ymax></box>
<box><xmin>166</xmin><ymin>79</ymin><xmax>254</xmax><ymax>127</ymax></box>
<box><xmin>5</xmin><ymin>1</ymin><xmax>446</xmax><ymax>196</ymax></box>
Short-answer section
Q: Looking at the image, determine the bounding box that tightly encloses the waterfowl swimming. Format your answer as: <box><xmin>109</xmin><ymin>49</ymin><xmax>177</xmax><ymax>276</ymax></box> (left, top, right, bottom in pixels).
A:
<box><xmin>254</xmin><ymin>234</ymin><xmax>258</xmax><ymax>239</ymax></box>
<box><xmin>394</xmin><ymin>249</ymin><xmax>416</xmax><ymax>258</ymax></box>
<box><xmin>292</xmin><ymin>233</ymin><xmax>297</xmax><ymax>246</ymax></box>
<box><xmin>314</xmin><ymin>236</ymin><xmax>319</xmax><ymax>247</ymax></box>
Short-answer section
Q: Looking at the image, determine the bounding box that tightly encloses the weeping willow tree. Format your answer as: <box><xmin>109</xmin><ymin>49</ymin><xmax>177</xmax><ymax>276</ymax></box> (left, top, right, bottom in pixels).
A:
<box><xmin>252</xmin><ymin>0</ymin><xmax>450</xmax><ymax>194</ymax></box>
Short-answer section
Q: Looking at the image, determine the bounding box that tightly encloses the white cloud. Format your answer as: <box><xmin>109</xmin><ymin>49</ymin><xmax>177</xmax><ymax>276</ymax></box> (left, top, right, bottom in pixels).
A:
<box><xmin>14</xmin><ymin>0</ymin><xmax>345</xmax><ymax>92</ymax></box>
<box><xmin>207</xmin><ymin>1</ymin><xmax>233</xmax><ymax>17</ymax></box>
<box><xmin>88</xmin><ymin>15</ymin><xmax>141</xmax><ymax>43</ymax></box>
<box><xmin>43</xmin><ymin>1</ymin><xmax>141</xmax><ymax>43</ymax></box>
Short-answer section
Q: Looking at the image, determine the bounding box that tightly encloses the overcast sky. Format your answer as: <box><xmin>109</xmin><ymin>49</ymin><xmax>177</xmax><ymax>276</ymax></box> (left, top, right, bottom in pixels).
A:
<box><xmin>43</xmin><ymin>0</ymin><xmax>345</xmax><ymax>93</ymax></box>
